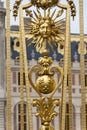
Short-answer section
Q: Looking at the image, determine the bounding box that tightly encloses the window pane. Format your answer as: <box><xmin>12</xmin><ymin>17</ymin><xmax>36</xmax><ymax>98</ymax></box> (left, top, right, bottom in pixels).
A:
<box><xmin>18</xmin><ymin>72</ymin><xmax>20</xmax><ymax>85</ymax></box>
<box><xmin>85</xmin><ymin>75</ymin><xmax>87</xmax><ymax>86</ymax></box>
<box><xmin>18</xmin><ymin>104</ymin><xmax>20</xmax><ymax>113</ymax></box>
<box><xmin>86</xmin><ymin>104</ymin><xmax>87</xmax><ymax>129</ymax></box>
<box><xmin>13</xmin><ymin>71</ymin><xmax>16</xmax><ymax>84</ymax></box>
<box><xmin>72</xmin><ymin>74</ymin><xmax>75</xmax><ymax>85</ymax></box>
<box><xmin>24</xmin><ymin>115</ymin><xmax>26</xmax><ymax>122</ymax></box>
<box><xmin>18</xmin><ymin>72</ymin><xmax>26</xmax><ymax>85</ymax></box>
<box><xmin>18</xmin><ymin>103</ymin><xmax>27</xmax><ymax>130</ymax></box>
<box><xmin>65</xmin><ymin>104</ymin><xmax>69</xmax><ymax>130</ymax></box>
<box><xmin>18</xmin><ymin>115</ymin><xmax>20</xmax><ymax>122</ymax></box>
<box><xmin>24</xmin><ymin>123</ymin><xmax>26</xmax><ymax>130</ymax></box>
<box><xmin>19</xmin><ymin>123</ymin><xmax>20</xmax><ymax>130</ymax></box>
<box><xmin>24</xmin><ymin>104</ymin><xmax>26</xmax><ymax>113</ymax></box>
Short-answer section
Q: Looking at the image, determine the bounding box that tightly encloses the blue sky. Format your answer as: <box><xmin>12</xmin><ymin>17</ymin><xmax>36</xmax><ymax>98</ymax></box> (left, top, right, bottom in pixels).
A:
<box><xmin>3</xmin><ymin>0</ymin><xmax>87</xmax><ymax>34</ymax></box>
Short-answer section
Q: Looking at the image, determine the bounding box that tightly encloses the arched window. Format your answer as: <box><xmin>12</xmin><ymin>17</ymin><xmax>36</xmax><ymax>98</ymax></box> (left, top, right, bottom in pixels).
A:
<box><xmin>65</xmin><ymin>104</ymin><xmax>75</xmax><ymax>130</ymax></box>
<box><xmin>14</xmin><ymin>103</ymin><xmax>28</xmax><ymax>130</ymax></box>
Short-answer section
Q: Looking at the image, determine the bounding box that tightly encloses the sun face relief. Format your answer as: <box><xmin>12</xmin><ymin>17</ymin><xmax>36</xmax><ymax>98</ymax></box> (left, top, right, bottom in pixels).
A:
<box><xmin>25</xmin><ymin>8</ymin><xmax>65</xmax><ymax>53</ymax></box>
<box><xmin>39</xmin><ymin>19</ymin><xmax>53</xmax><ymax>38</ymax></box>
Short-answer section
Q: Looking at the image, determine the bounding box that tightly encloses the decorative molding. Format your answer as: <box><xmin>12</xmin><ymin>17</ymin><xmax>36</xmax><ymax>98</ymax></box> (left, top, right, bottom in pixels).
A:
<box><xmin>10</xmin><ymin>31</ymin><xmax>87</xmax><ymax>42</ymax></box>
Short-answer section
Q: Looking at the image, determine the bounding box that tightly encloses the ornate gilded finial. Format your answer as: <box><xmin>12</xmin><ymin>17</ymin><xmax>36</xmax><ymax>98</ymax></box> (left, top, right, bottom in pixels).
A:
<box><xmin>41</xmin><ymin>49</ymin><xmax>49</xmax><ymax>57</ymax></box>
<box><xmin>28</xmin><ymin>45</ymin><xmax>63</xmax><ymax>129</ymax></box>
<box><xmin>67</xmin><ymin>0</ymin><xmax>76</xmax><ymax>20</ymax></box>
<box><xmin>31</xmin><ymin>0</ymin><xmax>58</xmax><ymax>9</ymax></box>
<box><xmin>32</xmin><ymin>97</ymin><xmax>60</xmax><ymax>130</ymax></box>
<box><xmin>38</xmin><ymin>49</ymin><xmax>53</xmax><ymax>67</ymax></box>
<box><xmin>29</xmin><ymin>46</ymin><xmax>63</xmax><ymax>95</ymax></box>
<box><xmin>13</xmin><ymin>0</ymin><xmax>22</xmax><ymax>19</ymax></box>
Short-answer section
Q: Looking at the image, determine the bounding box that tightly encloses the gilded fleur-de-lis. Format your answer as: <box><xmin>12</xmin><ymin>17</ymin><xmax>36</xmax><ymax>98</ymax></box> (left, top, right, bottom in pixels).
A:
<box><xmin>32</xmin><ymin>97</ymin><xmax>60</xmax><ymax>124</ymax></box>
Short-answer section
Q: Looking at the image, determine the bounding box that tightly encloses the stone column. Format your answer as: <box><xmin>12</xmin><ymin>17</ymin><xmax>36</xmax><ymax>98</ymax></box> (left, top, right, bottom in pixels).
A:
<box><xmin>75</xmin><ymin>106</ymin><xmax>81</xmax><ymax>130</ymax></box>
<box><xmin>0</xmin><ymin>2</ymin><xmax>6</xmax><ymax>89</ymax></box>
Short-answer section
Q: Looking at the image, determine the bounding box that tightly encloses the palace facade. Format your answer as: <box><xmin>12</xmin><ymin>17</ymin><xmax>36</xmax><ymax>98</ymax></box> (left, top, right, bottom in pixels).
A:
<box><xmin>0</xmin><ymin>1</ymin><xmax>87</xmax><ymax>130</ymax></box>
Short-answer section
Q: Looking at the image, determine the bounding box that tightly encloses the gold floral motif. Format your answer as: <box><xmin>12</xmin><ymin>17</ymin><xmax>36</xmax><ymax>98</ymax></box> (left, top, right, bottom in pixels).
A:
<box><xmin>32</xmin><ymin>97</ymin><xmax>60</xmax><ymax>126</ymax></box>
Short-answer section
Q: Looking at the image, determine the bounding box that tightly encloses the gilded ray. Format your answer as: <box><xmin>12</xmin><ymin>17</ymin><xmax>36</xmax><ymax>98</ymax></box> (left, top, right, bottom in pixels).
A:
<box><xmin>54</xmin><ymin>18</ymin><xmax>65</xmax><ymax>23</ymax></box>
<box><xmin>33</xmin><ymin>10</ymin><xmax>39</xmax><ymax>19</ymax></box>
<box><xmin>44</xmin><ymin>9</ymin><xmax>46</xmax><ymax>17</ymax></box>
<box><xmin>28</xmin><ymin>34</ymin><xmax>34</xmax><ymax>39</ymax></box>
<box><xmin>51</xmin><ymin>9</ymin><xmax>56</xmax><ymax>18</ymax></box>
<box><xmin>56</xmin><ymin>34</ymin><xmax>64</xmax><ymax>41</ymax></box>
<box><xmin>36</xmin><ymin>39</ymin><xmax>44</xmax><ymax>52</ymax></box>
<box><xmin>53</xmin><ymin>9</ymin><xmax>64</xmax><ymax>20</ymax></box>
<box><xmin>48</xmin><ymin>40</ymin><xmax>54</xmax><ymax>51</ymax></box>
<box><xmin>47</xmin><ymin>8</ymin><xmax>50</xmax><ymax>17</ymax></box>
<box><xmin>37</xmin><ymin>36</ymin><xmax>42</xmax><ymax>43</ymax></box>
<box><xmin>37</xmin><ymin>9</ymin><xmax>42</xmax><ymax>18</ymax></box>
<box><xmin>31</xmin><ymin>15</ymin><xmax>37</xmax><ymax>22</ymax></box>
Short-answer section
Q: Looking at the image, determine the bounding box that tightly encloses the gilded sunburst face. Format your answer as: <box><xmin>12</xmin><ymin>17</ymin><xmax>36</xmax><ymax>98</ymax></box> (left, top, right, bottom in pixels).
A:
<box><xmin>25</xmin><ymin>8</ymin><xmax>65</xmax><ymax>53</ymax></box>
<box><xmin>39</xmin><ymin>19</ymin><xmax>52</xmax><ymax>38</ymax></box>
